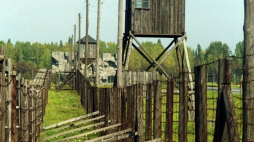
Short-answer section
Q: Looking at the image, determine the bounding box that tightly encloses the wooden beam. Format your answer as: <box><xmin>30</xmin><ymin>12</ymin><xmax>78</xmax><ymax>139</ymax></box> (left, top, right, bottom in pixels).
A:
<box><xmin>130</xmin><ymin>31</ymin><xmax>170</xmax><ymax>78</ymax></box>
<box><xmin>86</xmin><ymin>128</ymin><xmax>132</xmax><ymax>142</ymax></box>
<box><xmin>54</xmin><ymin>123</ymin><xmax>122</xmax><ymax>142</ymax></box>
<box><xmin>102</xmin><ymin>132</ymin><xmax>138</xmax><ymax>142</ymax></box>
<box><xmin>153</xmin><ymin>35</ymin><xmax>186</xmax><ymax>71</ymax></box>
<box><xmin>183</xmin><ymin>38</ymin><xmax>193</xmax><ymax>90</ymax></box>
<box><xmin>43</xmin><ymin>111</ymin><xmax>99</xmax><ymax>130</ymax></box>
<box><xmin>51</xmin><ymin>115</ymin><xmax>105</xmax><ymax>132</ymax></box>
<box><xmin>146</xmin><ymin>38</ymin><xmax>175</xmax><ymax>71</ymax></box>
<box><xmin>124</xmin><ymin>37</ymin><xmax>133</xmax><ymax>70</ymax></box>
<box><xmin>145</xmin><ymin>138</ymin><xmax>162</xmax><ymax>142</ymax></box>
<box><xmin>45</xmin><ymin>122</ymin><xmax>105</xmax><ymax>140</ymax></box>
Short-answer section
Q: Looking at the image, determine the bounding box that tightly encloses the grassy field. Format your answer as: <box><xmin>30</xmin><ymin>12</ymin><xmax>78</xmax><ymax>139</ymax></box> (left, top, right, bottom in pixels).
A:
<box><xmin>38</xmin><ymin>87</ymin><xmax>88</xmax><ymax>141</ymax></box>
<box><xmin>43</xmin><ymin>89</ymin><xmax>86</xmax><ymax>126</ymax></box>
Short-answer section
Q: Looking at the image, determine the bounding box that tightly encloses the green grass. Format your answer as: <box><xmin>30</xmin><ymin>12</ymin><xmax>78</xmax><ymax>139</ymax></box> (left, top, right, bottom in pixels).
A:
<box><xmin>38</xmin><ymin>87</ymin><xmax>88</xmax><ymax>141</ymax></box>
<box><xmin>43</xmin><ymin>89</ymin><xmax>86</xmax><ymax>126</ymax></box>
<box><xmin>207</xmin><ymin>82</ymin><xmax>241</xmax><ymax>89</ymax></box>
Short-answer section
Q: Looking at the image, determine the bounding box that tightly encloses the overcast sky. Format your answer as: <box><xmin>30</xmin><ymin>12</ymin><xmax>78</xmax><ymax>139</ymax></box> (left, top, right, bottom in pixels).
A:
<box><xmin>0</xmin><ymin>0</ymin><xmax>244</xmax><ymax>53</ymax></box>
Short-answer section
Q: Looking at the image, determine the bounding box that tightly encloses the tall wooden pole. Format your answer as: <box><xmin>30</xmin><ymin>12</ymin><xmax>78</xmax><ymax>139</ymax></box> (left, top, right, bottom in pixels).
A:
<box><xmin>96</xmin><ymin>0</ymin><xmax>101</xmax><ymax>87</ymax></box>
<box><xmin>117</xmin><ymin>0</ymin><xmax>124</xmax><ymax>87</ymax></box>
<box><xmin>74</xmin><ymin>24</ymin><xmax>76</xmax><ymax>68</ymax></box>
<box><xmin>78</xmin><ymin>14</ymin><xmax>81</xmax><ymax>71</ymax></box>
<box><xmin>73</xmin><ymin>25</ymin><xmax>76</xmax><ymax>89</ymax></box>
<box><xmin>85</xmin><ymin>0</ymin><xmax>89</xmax><ymax>79</ymax></box>
<box><xmin>243</xmin><ymin>0</ymin><xmax>254</xmax><ymax>141</ymax></box>
<box><xmin>70</xmin><ymin>35</ymin><xmax>73</xmax><ymax>71</ymax></box>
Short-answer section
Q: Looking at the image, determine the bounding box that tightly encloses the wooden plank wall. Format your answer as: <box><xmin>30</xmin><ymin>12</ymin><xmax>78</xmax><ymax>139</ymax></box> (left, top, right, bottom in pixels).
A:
<box><xmin>128</xmin><ymin>0</ymin><xmax>185</xmax><ymax>36</ymax></box>
<box><xmin>80</xmin><ymin>44</ymin><xmax>96</xmax><ymax>59</ymax></box>
<box><xmin>0</xmin><ymin>47</ymin><xmax>50</xmax><ymax>142</ymax></box>
<box><xmin>76</xmin><ymin>70</ymin><xmax>177</xmax><ymax>141</ymax></box>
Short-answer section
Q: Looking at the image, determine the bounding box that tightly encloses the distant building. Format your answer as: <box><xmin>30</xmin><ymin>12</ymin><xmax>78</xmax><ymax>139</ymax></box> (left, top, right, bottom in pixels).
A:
<box><xmin>51</xmin><ymin>52</ymin><xmax>72</xmax><ymax>73</ymax></box>
<box><xmin>52</xmin><ymin>51</ymin><xmax>117</xmax><ymax>85</ymax></box>
<box><xmin>77</xmin><ymin>35</ymin><xmax>97</xmax><ymax>64</ymax></box>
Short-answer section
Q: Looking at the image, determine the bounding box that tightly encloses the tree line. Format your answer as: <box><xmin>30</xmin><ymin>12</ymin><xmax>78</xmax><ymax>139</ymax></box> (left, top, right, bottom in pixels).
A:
<box><xmin>0</xmin><ymin>38</ymin><xmax>243</xmax><ymax>82</ymax></box>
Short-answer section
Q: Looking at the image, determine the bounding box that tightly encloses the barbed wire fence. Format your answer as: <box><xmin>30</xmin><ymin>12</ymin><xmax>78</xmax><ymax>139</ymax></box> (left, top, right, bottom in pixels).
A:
<box><xmin>0</xmin><ymin>46</ymin><xmax>51</xmax><ymax>142</ymax></box>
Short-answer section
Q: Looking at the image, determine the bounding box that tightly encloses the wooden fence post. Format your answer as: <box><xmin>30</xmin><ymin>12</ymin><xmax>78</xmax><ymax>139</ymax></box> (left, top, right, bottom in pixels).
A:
<box><xmin>165</xmin><ymin>78</ymin><xmax>174</xmax><ymax>142</ymax></box>
<box><xmin>243</xmin><ymin>1</ymin><xmax>254</xmax><ymax>140</ymax></box>
<box><xmin>195</xmin><ymin>65</ymin><xmax>207</xmax><ymax>142</ymax></box>
<box><xmin>6</xmin><ymin>59</ymin><xmax>13</xmax><ymax>142</ymax></box>
<box><xmin>145</xmin><ymin>72</ymin><xmax>152</xmax><ymax>141</ymax></box>
<box><xmin>214</xmin><ymin>59</ymin><xmax>239</xmax><ymax>141</ymax></box>
<box><xmin>153</xmin><ymin>72</ymin><xmax>161</xmax><ymax>139</ymax></box>
<box><xmin>94</xmin><ymin>87</ymin><xmax>98</xmax><ymax>112</ymax></box>
<box><xmin>27</xmin><ymin>83</ymin><xmax>32</xmax><ymax>142</ymax></box>
<box><xmin>137</xmin><ymin>72</ymin><xmax>144</xmax><ymax>141</ymax></box>
<box><xmin>223</xmin><ymin>86</ymin><xmax>239</xmax><ymax>141</ymax></box>
<box><xmin>132</xmin><ymin>72</ymin><xmax>137</xmax><ymax>141</ymax></box>
<box><xmin>12</xmin><ymin>67</ymin><xmax>18</xmax><ymax>142</ymax></box>
<box><xmin>214</xmin><ymin>59</ymin><xmax>231</xmax><ymax>141</ymax></box>
<box><xmin>105</xmin><ymin>88</ymin><xmax>110</xmax><ymax>134</ymax></box>
<box><xmin>109</xmin><ymin>87</ymin><xmax>114</xmax><ymax>134</ymax></box>
<box><xmin>179</xmin><ymin>72</ymin><xmax>188</xmax><ymax>142</ymax></box>
<box><xmin>31</xmin><ymin>86</ymin><xmax>35</xmax><ymax>142</ymax></box>
<box><xmin>0</xmin><ymin>47</ymin><xmax>5</xmax><ymax>142</ymax></box>
<box><xmin>126</xmin><ymin>71</ymin><xmax>133</xmax><ymax>142</ymax></box>
<box><xmin>16</xmin><ymin>73</ymin><xmax>21</xmax><ymax>140</ymax></box>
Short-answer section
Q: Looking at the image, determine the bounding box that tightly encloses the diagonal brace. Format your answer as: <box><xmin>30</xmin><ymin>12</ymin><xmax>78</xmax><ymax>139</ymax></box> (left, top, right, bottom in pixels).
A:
<box><xmin>146</xmin><ymin>39</ymin><xmax>175</xmax><ymax>71</ymax></box>
<box><xmin>153</xmin><ymin>35</ymin><xmax>186</xmax><ymax>71</ymax></box>
<box><xmin>129</xmin><ymin>31</ymin><xmax>170</xmax><ymax>78</ymax></box>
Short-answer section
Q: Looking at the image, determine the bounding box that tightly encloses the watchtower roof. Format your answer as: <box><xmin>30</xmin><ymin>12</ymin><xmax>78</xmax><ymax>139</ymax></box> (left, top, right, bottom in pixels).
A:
<box><xmin>76</xmin><ymin>35</ymin><xmax>97</xmax><ymax>44</ymax></box>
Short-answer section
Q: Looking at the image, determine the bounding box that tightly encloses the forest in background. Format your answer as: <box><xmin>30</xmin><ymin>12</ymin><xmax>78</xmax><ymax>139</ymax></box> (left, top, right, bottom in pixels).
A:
<box><xmin>0</xmin><ymin>38</ymin><xmax>243</xmax><ymax>82</ymax></box>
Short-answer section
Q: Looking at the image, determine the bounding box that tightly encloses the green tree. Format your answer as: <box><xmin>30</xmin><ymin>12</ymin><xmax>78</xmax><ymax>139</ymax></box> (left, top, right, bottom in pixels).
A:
<box><xmin>106</xmin><ymin>42</ymin><xmax>117</xmax><ymax>56</ymax></box>
<box><xmin>5</xmin><ymin>40</ymin><xmax>13</xmax><ymax>60</ymax></box>
<box><xmin>59</xmin><ymin>40</ymin><xmax>63</xmax><ymax>48</ymax></box>
<box><xmin>0</xmin><ymin>40</ymin><xmax>5</xmax><ymax>47</ymax></box>
<box><xmin>99</xmin><ymin>40</ymin><xmax>107</xmax><ymax>57</ymax></box>
<box><xmin>233</xmin><ymin>41</ymin><xmax>244</xmax><ymax>82</ymax></box>
<box><xmin>204</xmin><ymin>41</ymin><xmax>230</xmax><ymax>75</ymax></box>
<box><xmin>194</xmin><ymin>44</ymin><xmax>204</xmax><ymax>65</ymax></box>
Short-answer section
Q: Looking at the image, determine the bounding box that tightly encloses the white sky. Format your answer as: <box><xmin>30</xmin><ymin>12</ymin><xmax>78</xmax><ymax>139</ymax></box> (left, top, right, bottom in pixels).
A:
<box><xmin>0</xmin><ymin>0</ymin><xmax>244</xmax><ymax>53</ymax></box>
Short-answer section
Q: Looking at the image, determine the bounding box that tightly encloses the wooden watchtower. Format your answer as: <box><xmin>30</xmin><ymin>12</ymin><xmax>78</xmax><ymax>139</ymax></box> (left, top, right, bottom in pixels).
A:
<box><xmin>77</xmin><ymin>35</ymin><xmax>97</xmax><ymax>64</ymax></box>
<box><xmin>125</xmin><ymin>0</ymin><xmax>185</xmax><ymax>38</ymax></box>
<box><xmin>122</xmin><ymin>0</ymin><xmax>194</xmax><ymax>121</ymax></box>
<box><xmin>123</xmin><ymin>0</ymin><xmax>191</xmax><ymax>80</ymax></box>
